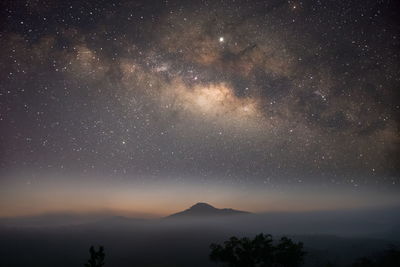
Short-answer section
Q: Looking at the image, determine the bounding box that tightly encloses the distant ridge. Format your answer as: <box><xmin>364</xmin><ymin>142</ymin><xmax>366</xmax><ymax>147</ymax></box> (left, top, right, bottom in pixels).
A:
<box><xmin>167</xmin><ymin>202</ymin><xmax>250</xmax><ymax>218</ymax></box>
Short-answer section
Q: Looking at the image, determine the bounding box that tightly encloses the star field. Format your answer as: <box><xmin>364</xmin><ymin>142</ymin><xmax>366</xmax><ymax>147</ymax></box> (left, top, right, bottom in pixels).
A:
<box><xmin>0</xmin><ymin>0</ymin><xmax>399</xmax><ymax>215</ymax></box>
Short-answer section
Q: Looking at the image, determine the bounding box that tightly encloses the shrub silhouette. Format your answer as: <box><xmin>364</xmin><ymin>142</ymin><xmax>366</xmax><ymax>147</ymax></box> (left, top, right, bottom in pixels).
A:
<box><xmin>380</xmin><ymin>245</ymin><xmax>400</xmax><ymax>267</ymax></box>
<box><xmin>210</xmin><ymin>233</ymin><xmax>305</xmax><ymax>267</ymax></box>
<box><xmin>352</xmin><ymin>245</ymin><xmax>400</xmax><ymax>267</ymax></box>
<box><xmin>85</xmin><ymin>245</ymin><xmax>105</xmax><ymax>267</ymax></box>
<box><xmin>351</xmin><ymin>257</ymin><xmax>375</xmax><ymax>267</ymax></box>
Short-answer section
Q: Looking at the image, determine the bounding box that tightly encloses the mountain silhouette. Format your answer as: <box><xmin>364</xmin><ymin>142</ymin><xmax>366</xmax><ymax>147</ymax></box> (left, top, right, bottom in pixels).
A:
<box><xmin>167</xmin><ymin>202</ymin><xmax>249</xmax><ymax>218</ymax></box>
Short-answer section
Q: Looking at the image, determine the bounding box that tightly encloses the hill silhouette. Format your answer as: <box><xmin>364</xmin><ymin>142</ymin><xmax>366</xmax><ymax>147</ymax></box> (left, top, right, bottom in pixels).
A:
<box><xmin>167</xmin><ymin>202</ymin><xmax>250</xmax><ymax>218</ymax></box>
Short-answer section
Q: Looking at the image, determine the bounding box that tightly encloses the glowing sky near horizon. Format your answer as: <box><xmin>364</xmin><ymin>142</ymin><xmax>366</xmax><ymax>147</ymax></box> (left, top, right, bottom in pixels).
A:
<box><xmin>0</xmin><ymin>0</ymin><xmax>399</xmax><ymax>217</ymax></box>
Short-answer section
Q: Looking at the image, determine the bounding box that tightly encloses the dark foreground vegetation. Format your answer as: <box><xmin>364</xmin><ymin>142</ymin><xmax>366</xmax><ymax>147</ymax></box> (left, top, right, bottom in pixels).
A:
<box><xmin>210</xmin><ymin>234</ymin><xmax>305</xmax><ymax>267</ymax></box>
<box><xmin>2</xmin><ymin>208</ymin><xmax>400</xmax><ymax>267</ymax></box>
<box><xmin>83</xmin><ymin>234</ymin><xmax>400</xmax><ymax>267</ymax></box>
<box><xmin>85</xmin><ymin>246</ymin><xmax>105</xmax><ymax>267</ymax></box>
<box><xmin>350</xmin><ymin>245</ymin><xmax>400</xmax><ymax>267</ymax></box>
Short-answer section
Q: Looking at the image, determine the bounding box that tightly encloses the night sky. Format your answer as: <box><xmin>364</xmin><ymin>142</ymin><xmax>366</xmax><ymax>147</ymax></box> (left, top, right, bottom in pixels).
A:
<box><xmin>0</xmin><ymin>0</ymin><xmax>399</xmax><ymax>217</ymax></box>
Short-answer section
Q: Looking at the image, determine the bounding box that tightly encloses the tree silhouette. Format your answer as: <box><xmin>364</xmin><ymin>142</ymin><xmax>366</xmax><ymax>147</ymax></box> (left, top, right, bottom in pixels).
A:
<box><xmin>210</xmin><ymin>233</ymin><xmax>305</xmax><ymax>267</ymax></box>
<box><xmin>85</xmin><ymin>245</ymin><xmax>105</xmax><ymax>267</ymax></box>
<box><xmin>274</xmin><ymin>237</ymin><xmax>306</xmax><ymax>267</ymax></box>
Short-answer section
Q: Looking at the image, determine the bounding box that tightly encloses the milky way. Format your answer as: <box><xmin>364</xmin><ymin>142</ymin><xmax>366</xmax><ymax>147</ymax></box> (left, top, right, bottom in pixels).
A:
<box><xmin>0</xmin><ymin>0</ymin><xmax>399</xmax><ymax>216</ymax></box>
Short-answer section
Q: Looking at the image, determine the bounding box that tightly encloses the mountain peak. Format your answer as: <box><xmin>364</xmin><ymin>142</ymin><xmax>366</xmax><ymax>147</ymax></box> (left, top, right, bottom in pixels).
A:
<box><xmin>190</xmin><ymin>202</ymin><xmax>215</xmax><ymax>209</ymax></box>
<box><xmin>167</xmin><ymin>203</ymin><xmax>249</xmax><ymax>218</ymax></box>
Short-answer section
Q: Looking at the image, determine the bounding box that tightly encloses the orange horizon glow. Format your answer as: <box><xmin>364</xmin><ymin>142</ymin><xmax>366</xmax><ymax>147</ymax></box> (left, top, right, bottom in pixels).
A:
<box><xmin>1</xmin><ymin>174</ymin><xmax>399</xmax><ymax>218</ymax></box>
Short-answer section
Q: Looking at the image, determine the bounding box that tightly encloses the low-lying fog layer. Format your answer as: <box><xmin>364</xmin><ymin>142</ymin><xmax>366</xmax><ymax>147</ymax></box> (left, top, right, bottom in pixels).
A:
<box><xmin>1</xmin><ymin>206</ymin><xmax>399</xmax><ymax>267</ymax></box>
